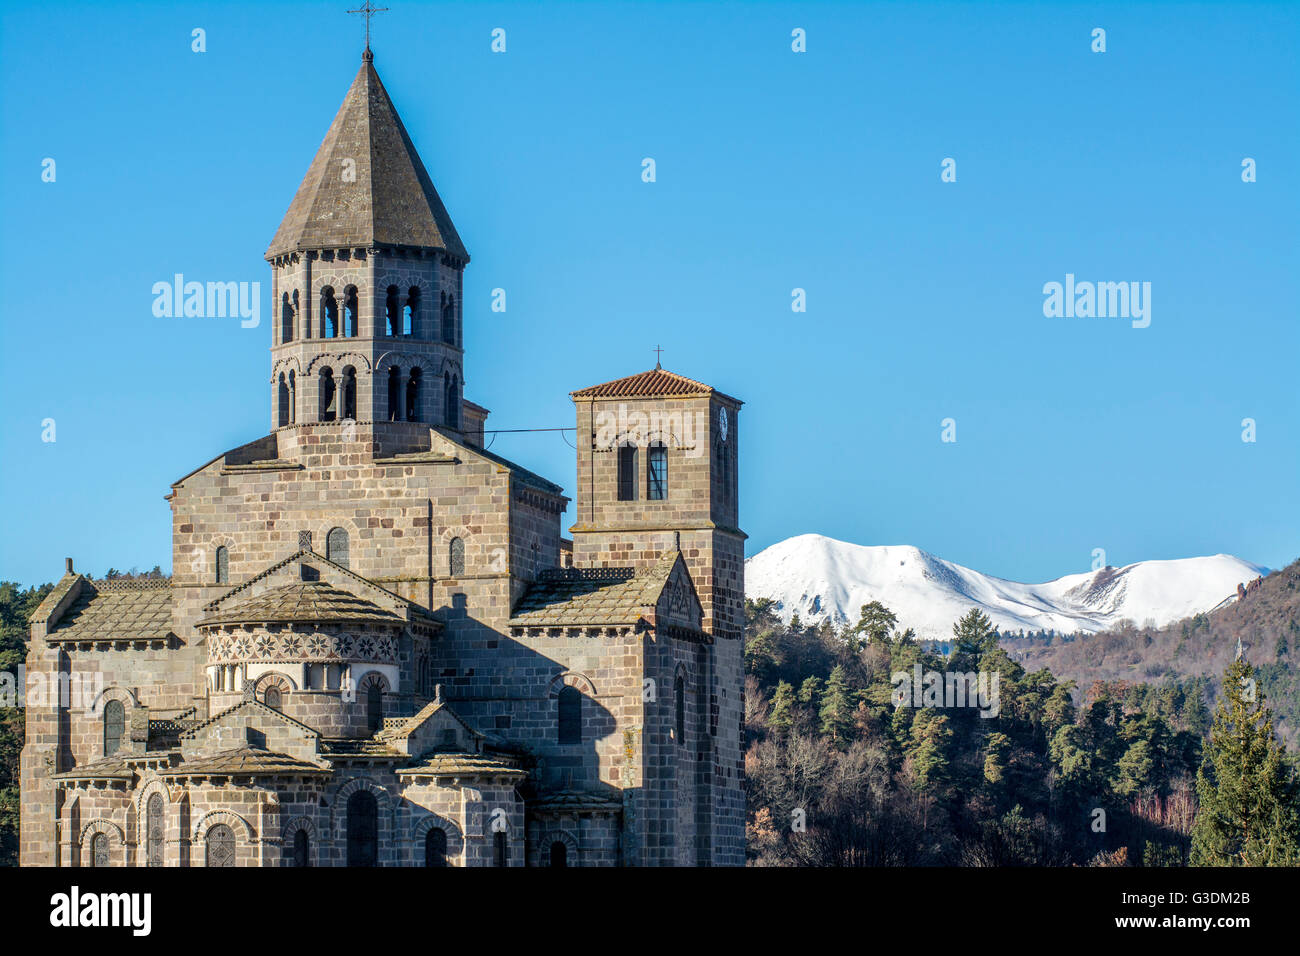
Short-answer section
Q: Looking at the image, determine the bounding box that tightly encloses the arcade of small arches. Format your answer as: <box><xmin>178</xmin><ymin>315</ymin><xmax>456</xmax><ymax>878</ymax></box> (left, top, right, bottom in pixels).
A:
<box><xmin>276</xmin><ymin>284</ymin><xmax>460</xmax><ymax>346</ymax></box>
<box><xmin>274</xmin><ymin>361</ymin><xmax>462</xmax><ymax>429</ymax></box>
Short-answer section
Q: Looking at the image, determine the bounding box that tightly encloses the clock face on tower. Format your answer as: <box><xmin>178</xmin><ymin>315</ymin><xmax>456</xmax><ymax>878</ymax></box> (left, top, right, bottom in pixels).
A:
<box><xmin>718</xmin><ymin>407</ymin><xmax>729</xmax><ymax>442</ymax></box>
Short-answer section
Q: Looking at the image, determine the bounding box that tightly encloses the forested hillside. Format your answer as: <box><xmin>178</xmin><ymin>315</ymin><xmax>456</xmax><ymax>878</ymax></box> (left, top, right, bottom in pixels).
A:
<box><xmin>743</xmin><ymin>596</ymin><xmax>1300</xmax><ymax>866</ymax></box>
<box><xmin>1005</xmin><ymin>560</ymin><xmax>1300</xmax><ymax>747</ymax></box>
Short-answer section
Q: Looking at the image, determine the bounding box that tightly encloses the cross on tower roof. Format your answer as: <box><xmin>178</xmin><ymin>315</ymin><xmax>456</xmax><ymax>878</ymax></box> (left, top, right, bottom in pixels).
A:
<box><xmin>348</xmin><ymin>1</ymin><xmax>389</xmax><ymax>54</ymax></box>
<box><xmin>653</xmin><ymin>345</ymin><xmax>664</xmax><ymax>369</ymax></box>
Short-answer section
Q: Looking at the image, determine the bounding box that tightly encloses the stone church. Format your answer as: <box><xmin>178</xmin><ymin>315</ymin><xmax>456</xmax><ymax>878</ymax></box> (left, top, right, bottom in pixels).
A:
<box><xmin>20</xmin><ymin>48</ymin><xmax>745</xmax><ymax>867</ymax></box>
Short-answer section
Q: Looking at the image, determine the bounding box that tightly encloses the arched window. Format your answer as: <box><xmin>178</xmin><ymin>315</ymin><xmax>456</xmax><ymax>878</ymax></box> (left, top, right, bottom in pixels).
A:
<box><xmin>387</xmin><ymin>367</ymin><xmax>401</xmax><ymax>422</ymax></box>
<box><xmin>366</xmin><ymin>681</ymin><xmax>384</xmax><ymax>734</ymax></box>
<box><xmin>647</xmin><ymin>442</ymin><xmax>668</xmax><ymax>500</ymax></box>
<box><xmin>617</xmin><ymin>444</ymin><xmax>637</xmax><ymax>501</ymax></box>
<box><xmin>206</xmin><ymin>823</ymin><xmax>235</xmax><ymax>868</ymax></box>
<box><xmin>281</xmin><ymin>292</ymin><xmax>294</xmax><ymax>343</ymax></box>
<box><xmin>90</xmin><ymin>832</ymin><xmax>109</xmax><ymax>868</ymax></box>
<box><xmin>341</xmin><ymin>366</ymin><xmax>357</xmax><ymax>420</ymax></box>
<box><xmin>326</xmin><ymin>527</ymin><xmax>349</xmax><ymax>568</ymax></box>
<box><xmin>321</xmin><ymin>287</ymin><xmax>338</xmax><ymax>338</ymax></box>
<box><xmin>103</xmin><ymin>699</ymin><xmax>124</xmax><ymax>756</ymax></box>
<box><xmin>406</xmin><ymin>368</ymin><xmax>422</xmax><ymax>421</ymax></box>
<box><xmin>319</xmin><ymin>366</ymin><xmax>336</xmax><ymax>421</ymax></box>
<box><xmin>292</xmin><ymin>829</ymin><xmax>310</xmax><ymax>867</ymax></box>
<box><xmin>343</xmin><ymin>285</ymin><xmax>359</xmax><ymax>337</ymax></box>
<box><xmin>425</xmin><ymin>827</ymin><xmax>448</xmax><ymax>867</ymax></box>
<box><xmin>215</xmin><ymin>546</ymin><xmax>229</xmax><ymax>584</ymax></box>
<box><xmin>441</xmin><ymin>292</ymin><xmax>455</xmax><ymax>344</ymax></box>
<box><xmin>675</xmin><ymin>675</ymin><xmax>685</xmax><ymax>746</ymax></box>
<box><xmin>443</xmin><ymin>373</ymin><xmax>459</xmax><ymax>429</ymax></box>
<box><xmin>346</xmin><ymin>790</ymin><xmax>378</xmax><ymax>867</ymax></box>
<box><xmin>277</xmin><ymin>373</ymin><xmax>290</xmax><ymax>427</ymax></box>
<box><xmin>448</xmin><ymin>537</ymin><xmax>464</xmax><ymax>577</ymax></box>
<box><xmin>288</xmin><ymin>369</ymin><xmax>296</xmax><ymax>424</ymax></box>
<box><xmin>493</xmin><ymin>830</ymin><xmax>508</xmax><ymax>868</ymax></box>
<box><xmin>385</xmin><ymin>285</ymin><xmax>401</xmax><ymax>336</ymax></box>
<box><xmin>404</xmin><ymin>286</ymin><xmax>419</xmax><ymax>336</ymax></box>
<box><xmin>549</xmin><ymin>841</ymin><xmax>568</xmax><ymax>867</ymax></box>
<box><xmin>146</xmin><ymin>793</ymin><xmax>164</xmax><ymax>867</ymax></box>
<box><xmin>558</xmin><ymin>685</ymin><xmax>581</xmax><ymax>744</ymax></box>
<box><xmin>264</xmin><ymin>685</ymin><xmax>282</xmax><ymax>710</ymax></box>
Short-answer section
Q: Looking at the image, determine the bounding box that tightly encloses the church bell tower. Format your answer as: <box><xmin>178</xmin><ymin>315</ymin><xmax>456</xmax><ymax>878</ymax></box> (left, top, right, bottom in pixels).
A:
<box><xmin>264</xmin><ymin>50</ymin><xmax>472</xmax><ymax>436</ymax></box>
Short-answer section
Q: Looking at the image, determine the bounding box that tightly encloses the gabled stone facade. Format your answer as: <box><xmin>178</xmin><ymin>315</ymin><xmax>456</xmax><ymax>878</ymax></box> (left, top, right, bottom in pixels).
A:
<box><xmin>20</xmin><ymin>48</ymin><xmax>744</xmax><ymax>868</ymax></box>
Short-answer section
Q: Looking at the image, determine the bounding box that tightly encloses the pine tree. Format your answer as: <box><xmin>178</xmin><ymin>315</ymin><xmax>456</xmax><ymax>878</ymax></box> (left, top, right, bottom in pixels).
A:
<box><xmin>951</xmin><ymin>607</ymin><xmax>998</xmax><ymax>663</ymax></box>
<box><xmin>819</xmin><ymin>665</ymin><xmax>855</xmax><ymax>746</ymax></box>
<box><xmin>853</xmin><ymin>600</ymin><xmax>898</xmax><ymax>648</ymax></box>
<box><xmin>1190</xmin><ymin>659</ymin><xmax>1300</xmax><ymax>866</ymax></box>
<box><xmin>769</xmin><ymin>681</ymin><xmax>795</xmax><ymax>735</ymax></box>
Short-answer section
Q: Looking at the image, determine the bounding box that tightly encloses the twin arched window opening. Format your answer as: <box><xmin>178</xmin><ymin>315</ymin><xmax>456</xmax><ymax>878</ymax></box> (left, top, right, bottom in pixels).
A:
<box><xmin>384</xmin><ymin>285</ymin><xmax>420</xmax><ymax>336</ymax></box>
<box><xmin>618</xmin><ymin>442</ymin><xmax>668</xmax><ymax>501</ymax></box>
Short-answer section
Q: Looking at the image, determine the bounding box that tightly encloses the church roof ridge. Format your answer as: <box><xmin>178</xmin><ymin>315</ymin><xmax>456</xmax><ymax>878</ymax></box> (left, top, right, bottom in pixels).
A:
<box><xmin>570</xmin><ymin>366</ymin><xmax>742</xmax><ymax>404</ymax></box>
<box><xmin>265</xmin><ymin>57</ymin><xmax>468</xmax><ymax>261</ymax></box>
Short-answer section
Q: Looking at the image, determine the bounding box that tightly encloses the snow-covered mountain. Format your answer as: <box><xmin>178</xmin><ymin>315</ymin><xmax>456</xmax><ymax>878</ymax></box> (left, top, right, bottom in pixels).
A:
<box><xmin>745</xmin><ymin>534</ymin><xmax>1268</xmax><ymax>642</ymax></box>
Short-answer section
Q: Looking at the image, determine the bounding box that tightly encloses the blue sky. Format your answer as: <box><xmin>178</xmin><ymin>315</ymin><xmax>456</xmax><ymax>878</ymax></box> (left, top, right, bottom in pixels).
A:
<box><xmin>1</xmin><ymin>0</ymin><xmax>1297</xmax><ymax>587</ymax></box>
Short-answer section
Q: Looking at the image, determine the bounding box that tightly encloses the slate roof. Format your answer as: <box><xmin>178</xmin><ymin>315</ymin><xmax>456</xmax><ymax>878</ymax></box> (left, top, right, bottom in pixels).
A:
<box><xmin>51</xmin><ymin>756</ymin><xmax>137</xmax><ymax>781</ymax></box>
<box><xmin>396</xmin><ymin>752</ymin><xmax>526</xmax><ymax>778</ymax></box>
<box><xmin>158</xmin><ymin>747</ymin><xmax>329</xmax><ymax>777</ymax></box>
<box><xmin>529</xmin><ymin>788</ymin><xmax>624</xmax><ymax>812</ymax></box>
<box><xmin>266</xmin><ymin>55</ymin><xmax>467</xmax><ymax>260</ymax></box>
<box><xmin>199</xmin><ymin>581</ymin><xmax>404</xmax><ymax>627</ymax></box>
<box><xmin>508</xmin><ymin>553</ymin><xmax>679</xmax><ymax>628</ymax></box>
<box><xmin>570</xmin><ymin>366</ymin><xmax>738</xmax><ymax>404</ymax></box>
<box><xmin>43</xmin><ymin>578</ymin><xmax>174</xmax><ymax>643</ymax></box>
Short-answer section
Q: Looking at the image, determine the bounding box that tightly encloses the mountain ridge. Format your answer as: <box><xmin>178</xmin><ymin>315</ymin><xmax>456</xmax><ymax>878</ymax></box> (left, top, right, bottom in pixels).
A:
<box><xmin>745</xmin><ymin>534</ymin><xmax>1268</xmax><ymax>641</ymax></box>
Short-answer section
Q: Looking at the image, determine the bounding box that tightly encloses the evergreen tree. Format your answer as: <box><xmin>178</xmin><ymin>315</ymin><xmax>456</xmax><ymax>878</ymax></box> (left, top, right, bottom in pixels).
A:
<box><xmin>819</xmin><ymin>665</ymin><xmax>855</xmax><ymax>746</ymax></box>
<box><xmin>1190</xmin><ymin>659</ymin><xmax>1300</xmax><ymax>866</ymax></box>
<box><xmin>769</xmin><ymin>681</ymin><xmax>795</xmax><ymax>735</ymax></box>
<box><xmin>853</xmin><ymin>600</ymin><xmax>898</xmax><ymax>648</ymax></box>
<box><xmin>951</xmin><ymin>607</ymin><xmax>998</xmax><ymax>662</ymax></box>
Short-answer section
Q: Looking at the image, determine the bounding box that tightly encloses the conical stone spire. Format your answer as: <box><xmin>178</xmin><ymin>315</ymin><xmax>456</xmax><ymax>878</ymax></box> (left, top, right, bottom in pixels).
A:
<box><xmin>266</xmin><ymin>55</ymin><xmax>468</xmax><ymax>261</ymax></box>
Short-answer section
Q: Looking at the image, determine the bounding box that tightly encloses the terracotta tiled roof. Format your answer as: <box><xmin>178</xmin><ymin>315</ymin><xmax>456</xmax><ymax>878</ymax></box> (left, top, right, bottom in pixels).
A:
<box><xmin>44</xmin><ymin>579</ymin><xmax>174</xmax><ymax>643</ymax></box>
<box><xmin>570</xmin><ymin>367</ymin><xmax>719</xmax><ymax>400</ymax></box>
<box><xmin>265</xmin><ymin>55</ymin><xmax>467</xmax><ymax>260</ymax></box>
<box><xmin>508</xmin><ymin>553</ymin><xmax>679</xmax><ymax>628</ymax></box>
<box><xmin>199</xmin><ymin>581</ymin><xmax>404</xmax><ymax>627</ymax></box>
<box><xmin>159</xmin><ymin>747</ymin><xmax>329</xmax><ymax>777</ymax></box>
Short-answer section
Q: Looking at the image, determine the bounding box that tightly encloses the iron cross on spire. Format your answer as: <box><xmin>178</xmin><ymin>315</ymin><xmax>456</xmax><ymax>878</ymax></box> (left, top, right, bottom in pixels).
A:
<box><xmin>348</xmin><ymin>1</ymin><xmax>389</xmax><ymax>51</ymax></box>
<box><xmin>653</xmin><ymin>345</ymin><xmax>664</xmax><ymax>369</ymax></box>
